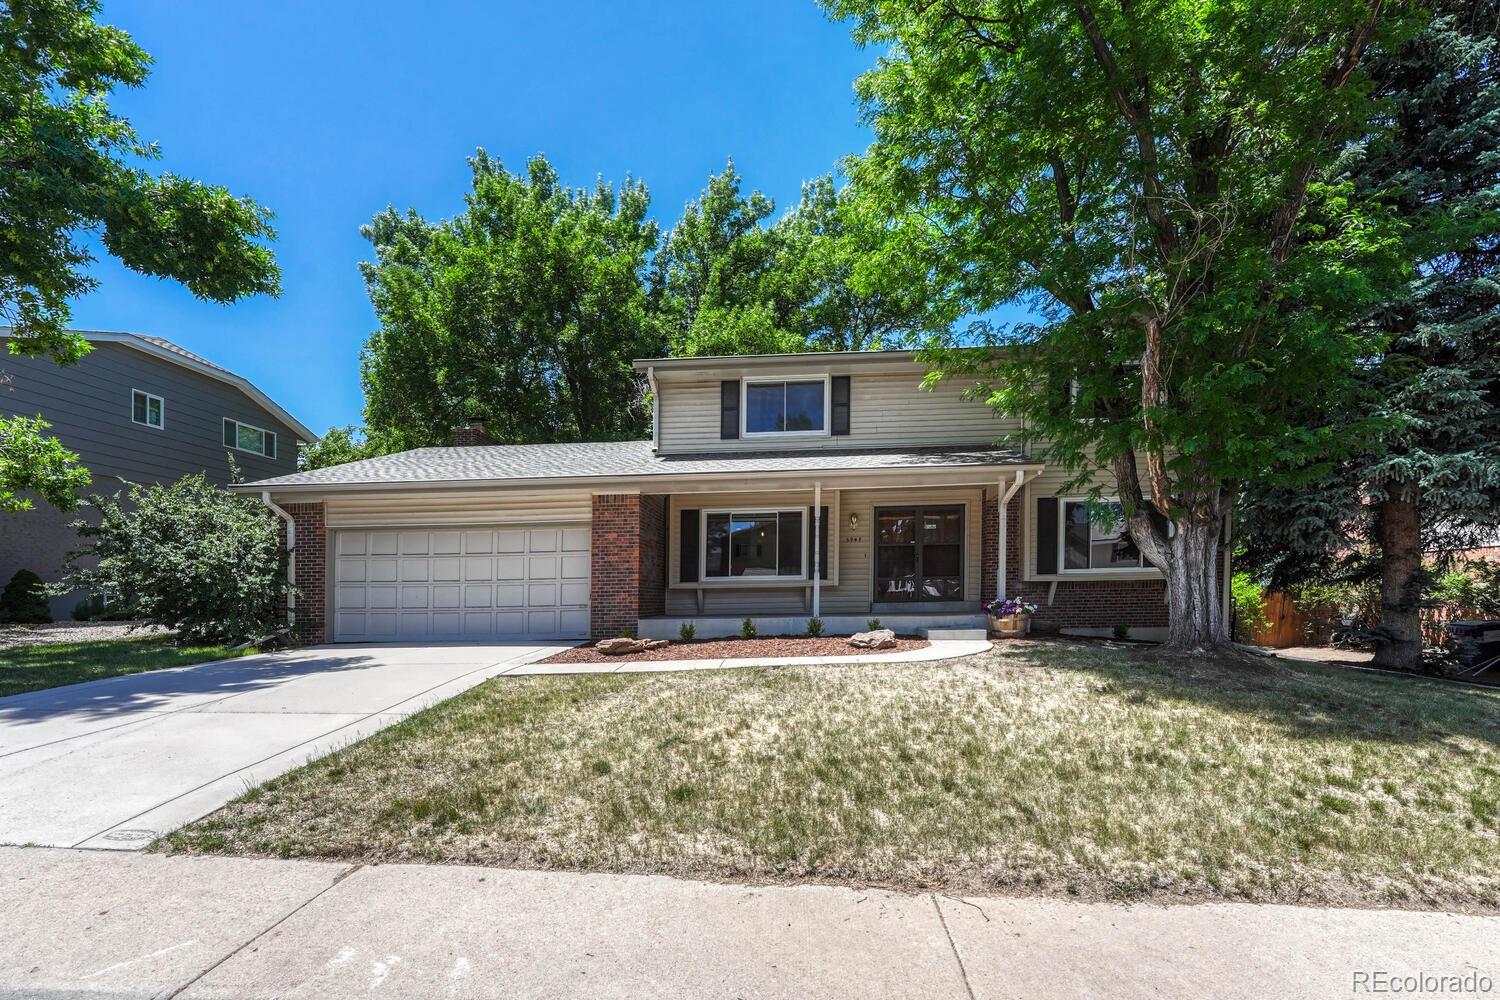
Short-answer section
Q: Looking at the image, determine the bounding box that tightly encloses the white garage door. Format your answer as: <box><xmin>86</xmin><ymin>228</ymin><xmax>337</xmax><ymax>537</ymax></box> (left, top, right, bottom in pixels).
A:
<box><xmin>333</xmin><ymin>526</ymin><xmax>589</xmax><ymax>642</ymax></box>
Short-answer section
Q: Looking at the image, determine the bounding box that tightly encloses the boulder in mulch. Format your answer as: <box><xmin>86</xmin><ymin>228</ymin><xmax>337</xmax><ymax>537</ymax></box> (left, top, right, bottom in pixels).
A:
<box><xmin>595</xmin><ymin>637</ymin><xmax>669</xmax><ymax>655</ymax></box>
<box><xmin>847</xmin><ymin>629</ymin><xmax>897</xmax><ymax>650</ymax></box>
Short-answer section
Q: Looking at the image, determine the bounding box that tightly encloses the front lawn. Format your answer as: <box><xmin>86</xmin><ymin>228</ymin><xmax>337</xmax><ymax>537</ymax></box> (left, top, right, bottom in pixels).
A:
<box><xmin>0</xmin><ymin>636</ymin><xmax>252</xmax><ymax>698</ymax></box>
<box><xmin>157</xmin><ymin>640</ymin><xmax>1500</xmax><ymax>910</ymax></box>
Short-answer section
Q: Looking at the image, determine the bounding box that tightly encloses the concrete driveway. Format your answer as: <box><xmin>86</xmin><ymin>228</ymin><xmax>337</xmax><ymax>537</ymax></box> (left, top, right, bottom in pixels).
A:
<box><xmin>0</xmin><ymin>642</ymin><xmax>565</xmax><ymax>850</ymax></box>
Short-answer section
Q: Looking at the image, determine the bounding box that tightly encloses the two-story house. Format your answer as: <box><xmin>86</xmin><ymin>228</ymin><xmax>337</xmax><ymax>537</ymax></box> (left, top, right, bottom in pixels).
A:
<box><xmin>237</xmin><ymin>350</ymin><xmax>1194</xmax><ymax>644</ymax></box>
<box><xmin>0</xmin><ymin>330</ymin><xmax>314</xmax><ymax>617</ymax></box>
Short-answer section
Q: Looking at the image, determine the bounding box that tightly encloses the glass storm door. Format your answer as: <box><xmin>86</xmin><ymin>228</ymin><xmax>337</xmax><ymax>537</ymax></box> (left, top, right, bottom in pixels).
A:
<box><xmin>875</xmin><ymin>506</ymin><xmax>963</xmax><ymax>602</ymax></box>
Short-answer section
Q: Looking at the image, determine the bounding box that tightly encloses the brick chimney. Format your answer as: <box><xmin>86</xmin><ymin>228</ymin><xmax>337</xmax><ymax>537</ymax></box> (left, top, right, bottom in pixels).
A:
<box><xmin>452</xmin><ymin>418</ymin><xmax>496</xmax><ymax>447</ymax></box>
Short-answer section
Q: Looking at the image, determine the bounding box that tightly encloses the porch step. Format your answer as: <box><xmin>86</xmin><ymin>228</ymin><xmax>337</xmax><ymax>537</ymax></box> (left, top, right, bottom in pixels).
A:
<box><xmin>918</xmin><ymin>627</ymin><xmax>990</xmax><ymax>641</ymax></box>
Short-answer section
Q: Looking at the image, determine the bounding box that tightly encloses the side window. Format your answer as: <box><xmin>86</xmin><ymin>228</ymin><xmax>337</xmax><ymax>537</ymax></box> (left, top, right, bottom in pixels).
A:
<box><xmin>1059</xmin><ymin>498</ymin><xmax>1145</xmax><ymax>571</ymax></box>
<box><xmin>223</xmin><ymin>418</ymin><xmax>277</xmax><ymax>459</ymax></box>
<box><xmin>131</xmin><ymin>390</ymin><xmax>164</xmax><ymax>429</ymax></box>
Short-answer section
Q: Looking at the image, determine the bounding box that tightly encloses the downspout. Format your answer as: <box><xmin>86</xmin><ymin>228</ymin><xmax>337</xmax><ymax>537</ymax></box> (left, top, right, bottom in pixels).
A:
<box><xmin>646</xmin><ymin>365</ymin><xmax>660</xmax><ymax>452</ymax></box>
<box><xmin>261</xmin><ymin>490</ymin><xmax>296</xmax><ymax>631</ymax></box>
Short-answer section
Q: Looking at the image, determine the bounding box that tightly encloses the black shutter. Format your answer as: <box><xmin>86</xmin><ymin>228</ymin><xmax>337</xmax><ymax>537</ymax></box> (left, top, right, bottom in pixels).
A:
<box><xmin>720</xmin><ymin>381</ymin><xmax>740</xmax><ymax>439</ymax></box>
<box><xmin>1035</xmin><ymin>496</ymin><xmax>1059</xmax><ymax>575</ymax></box>
<box><xmin>818</xmin><ymin>505</ymin><xmax>830</xmax><ymax>579</ymax></box>
<box><xmin>679</xmin><ymin>509</ymin><xmax>700</xmax><ymax>582</ymax></box>
<box><xmin>831</xmin><ymin>376</ymin><xmax>851</xmax><ymax>436</ymax></box>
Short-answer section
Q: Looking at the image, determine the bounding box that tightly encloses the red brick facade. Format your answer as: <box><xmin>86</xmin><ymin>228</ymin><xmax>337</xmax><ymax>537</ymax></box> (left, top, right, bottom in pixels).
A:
<box><xmin>282</xmin><ymin>501</ymin><xmax>328</xmax><ymax>642</ymax></box>
<box><xmin>980</xmin><ymin>487</ymin><xmax>1169</xmax><ymax>631</ymax></box>
<box><xmin>637</xmin><ymin>494</ymin><xmax>667</xmax><ymax>620</ymax></box>
<box><xmin>590</xmin><ymin>494</ymin><xmax>643</xmax><ymax>639</ymax></box>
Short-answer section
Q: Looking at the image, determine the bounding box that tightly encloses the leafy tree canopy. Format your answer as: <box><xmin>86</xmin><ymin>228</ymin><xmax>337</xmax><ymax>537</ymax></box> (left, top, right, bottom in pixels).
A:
<box><xmin>828</xmin><ymin>0</ymin><xmax>1407</xmax><ymax>645</ymax></box>
<box><xmin>360</xmin><ymin>152</ymin><xmax>661</xmax><ymax>448</ymax></box>
<box><xmin>1</xmin><ymin>0</ymin><xmax>280</xmax><ymax>363</ymax></box>
<box><xmin>0</xmin><ymin>414</ymin><xmax>89</xmax><ymax>511</ymax></box>
<box><xmin>298</xmin><ymin>425</ymin><xmax>395</xmax><ymax>472</ymax></box>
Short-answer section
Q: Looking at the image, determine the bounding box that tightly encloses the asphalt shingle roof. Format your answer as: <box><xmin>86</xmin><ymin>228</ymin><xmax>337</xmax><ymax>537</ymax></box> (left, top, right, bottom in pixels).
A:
<box><xmin>239</xmin><ymin>441</ymin><xmax>1031</xmax><ymax>490</ymax></box>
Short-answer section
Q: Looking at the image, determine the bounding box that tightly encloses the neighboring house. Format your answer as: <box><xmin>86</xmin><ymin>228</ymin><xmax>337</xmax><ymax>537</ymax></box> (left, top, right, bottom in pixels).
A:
<box><xmin>237</xmin><ymin>350</ymin><xmax>1188</xmax><ymax>644</ymax></box>
<box><xmin>0</xmin><ymin>330</ymin><xmax>314</xmax><ymax>617</ymax></box>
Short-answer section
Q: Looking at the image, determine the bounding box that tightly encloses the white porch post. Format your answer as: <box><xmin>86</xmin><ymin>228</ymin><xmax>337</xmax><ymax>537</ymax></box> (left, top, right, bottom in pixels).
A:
<box><xmin>812</xmin><ymin>482</ymin><xmax>822</xmax><ymax>617</ymax></box>
<box><xmin>997</xmin><ymin>470</ymin><xmax>1026</xmax><ymax>601</ymax></box>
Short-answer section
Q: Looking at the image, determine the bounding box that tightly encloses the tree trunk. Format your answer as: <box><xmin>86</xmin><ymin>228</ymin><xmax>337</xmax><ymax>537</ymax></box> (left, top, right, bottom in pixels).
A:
<box><xmin>1158</xmin><ymin>511</ymin><xmax>1230</xmax><ymax>648</ymax></box>
<box><xmin>1372</xmin><ymin>489</ymin><xmax>1423</xmax><ymax>671</ymax></box>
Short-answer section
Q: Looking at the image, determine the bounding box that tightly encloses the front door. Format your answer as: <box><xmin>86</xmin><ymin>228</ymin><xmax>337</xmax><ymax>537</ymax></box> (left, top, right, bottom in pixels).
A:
<box><xmin>875</xmin><ymin>506</ymin><xmax>963</xmax><ymax>603</ymax></box>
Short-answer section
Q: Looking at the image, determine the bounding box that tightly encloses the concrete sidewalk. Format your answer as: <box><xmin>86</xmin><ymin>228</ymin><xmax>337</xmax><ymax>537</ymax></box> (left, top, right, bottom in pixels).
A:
<box><xmin>2</xmin><ymin>847</ymin><xmax>1494</xmax><ymax>1000</ymax></box>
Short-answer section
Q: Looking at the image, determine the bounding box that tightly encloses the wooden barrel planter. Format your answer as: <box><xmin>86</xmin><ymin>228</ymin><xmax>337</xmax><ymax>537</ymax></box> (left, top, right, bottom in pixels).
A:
<box><xmin>990</xmin><ymin>614</ymin><xmax>1031</xmax><ymax>638</ymax></box>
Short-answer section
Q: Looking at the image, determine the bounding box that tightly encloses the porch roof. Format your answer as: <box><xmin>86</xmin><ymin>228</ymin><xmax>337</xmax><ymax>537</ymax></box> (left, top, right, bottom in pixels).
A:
<box><xmin>234</xmin><ymin>440</ymin><xmax>1035</xmax><ymax>494</ymax></box>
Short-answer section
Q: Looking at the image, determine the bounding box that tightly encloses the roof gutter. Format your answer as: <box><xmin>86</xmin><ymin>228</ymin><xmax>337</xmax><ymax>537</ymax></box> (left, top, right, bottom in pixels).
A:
<box><xmin>646</xmin><ymin>365</ymin><xmax>660</xmax><ymax>453</ymax></box>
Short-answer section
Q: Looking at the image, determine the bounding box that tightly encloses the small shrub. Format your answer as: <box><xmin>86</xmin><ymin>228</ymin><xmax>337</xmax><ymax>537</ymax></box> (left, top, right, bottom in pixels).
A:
<box><xmin>678</xmin><ymin>622</ymin><xmax>696</xmax><ymax>642</ymax></box>
<box><xmin>1112</xmin><ymin>623</ymin><xmax>1130</xmax><ymax>641</ymax></box>
<box><xmin>0</xmin><ymin>569</ymin><xmax>51</xmax><ymax>623</ymax></box>
<box><xmin>617</xmin><ymin>627</ymin><xmax>635</xmax><ymax>640</ymax></box>
<box><xmin>867</xmin><ymin>617</ymin><xmax>882</xmax><ymax>631</ymax></box>
<box><xmin>806</xmin><ymin>617</ymin><xmax>823</xmax><ymax>637</ymax></box>
<box><xmin>72</xmin><ymin>594</ymin><xmax>103</xmax><ymax>621</ymax></box>
<box><xmin>741</xmin><ymin>617</ymin><xmax>757</xmax><ymax>639</ymax></box>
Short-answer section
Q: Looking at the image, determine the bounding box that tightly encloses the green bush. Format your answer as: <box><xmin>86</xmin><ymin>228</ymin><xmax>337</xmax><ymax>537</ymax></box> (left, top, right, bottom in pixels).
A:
<box><xmin>678</xmin><ymin>622</ymin><xmax>696</xmax><ymax>642</ymax></box>
<box><xmin>806</xmin><ymin>617</ymin><xmax>824</xmax><ymax>637</ymax></box>
<box><xmin>740</xmin><ymin>617</ymin><xmax>757</xmax><ymax>639</ymax></box>
<box><xmin>1433</xmin><ymin>561</ymin><xmax>1500</xmax><ymax>618</ymax></box>
<box><xmin>1230</xmin><ymin>571</ymin><xmax>1270</xmax><ymax>639</ymax></box>
<box><xmin>866</xmin><ymin>617</ymin><xmax>882</xmax><ymax>631</ymax></box>
<box><xmin>1111</xmin><ymin>623</ymin><xmax>1129</xmax><ymax>641</ymax></box>
<box><xmin>0</xmin><ymin>569</ymin><xmax>52</xmax><ymax>623</ymax></box>
<box><xmin>65</xmin><ymin>475</ymin><xmax>292</xmax><ymax>644</ymax></box>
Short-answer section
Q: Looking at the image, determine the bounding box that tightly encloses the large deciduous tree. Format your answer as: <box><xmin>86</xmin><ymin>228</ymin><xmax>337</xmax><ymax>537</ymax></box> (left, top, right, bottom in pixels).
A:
<box><xmin>1240</xmin><ymin>0</ymin><xmax>1500</xmax><ymax>670</ymax></box>
<box><xmin>828</xmin><ymin>0</ymin><xmax>1401</xmax><ymax>647</ymax></box>
<box><xmin>0</xmin><ymin>0</ymin><xmax>280</xmax><ymax>362</ymax></box>
<box><xmin>360</xmin><ymin>152</ymin><xmax>661</xmax><ymax>447</ymax></box>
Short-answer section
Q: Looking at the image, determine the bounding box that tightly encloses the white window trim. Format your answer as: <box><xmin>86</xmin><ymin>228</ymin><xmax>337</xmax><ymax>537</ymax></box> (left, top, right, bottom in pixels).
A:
<box><xmin>1056</xmin><ymin>495</ymin><xmax>1150</xmax><ymax>575</ymax></box>
<box><xmin>740</xmin><ymin>375</ymin><xmax>832</xmax><ymax>439</ymax></box>
<box><xmin>701</xmin><ymin>508</ymin><xmax>810</xmax><ymax>581</ymax></box>
<box><xmin>131</xmin><ymin>389</ymin><xmax>165</xmax><ymax>429</ymax></box>
<box><xmin>224</xmin><ymin>417</ymin><xmax>277</xmax><ymax>459</ymax></box>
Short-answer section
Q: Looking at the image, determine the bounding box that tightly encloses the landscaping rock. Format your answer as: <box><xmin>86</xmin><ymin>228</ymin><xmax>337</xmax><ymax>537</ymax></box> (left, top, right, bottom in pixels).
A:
<box><xmin>847</xmin><ymin>629</ymin><xmax>897</xmax><ymax>650</ymax></box>
<box><xmin>595</xmin><ymin>637</ymin><xmax>670</xmax><ymax>655</ymax></box>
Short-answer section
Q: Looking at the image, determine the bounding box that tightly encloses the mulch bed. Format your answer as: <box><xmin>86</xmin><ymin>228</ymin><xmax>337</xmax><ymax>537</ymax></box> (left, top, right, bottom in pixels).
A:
<box><xmin>542</xmin><ymin>634</ymin><xmax>931</xmax><ymax>664</ymax></box>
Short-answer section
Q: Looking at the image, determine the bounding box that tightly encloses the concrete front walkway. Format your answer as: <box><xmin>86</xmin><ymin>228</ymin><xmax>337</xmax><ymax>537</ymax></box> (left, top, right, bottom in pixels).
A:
<box><xmin>2</xmin><ymin>848</ymin><xmax>1495</xmax><ymax>1000</ymax></box>
<box><xmin>0</xmin><ymin>642</ymin><xmax>565</xmax><ymax>850</ymax></box>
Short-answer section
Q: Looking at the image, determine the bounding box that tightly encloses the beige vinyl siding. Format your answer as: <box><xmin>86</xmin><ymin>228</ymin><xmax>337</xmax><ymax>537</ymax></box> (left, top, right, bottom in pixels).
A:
<box><xmin>325</xmin><ymin>491</ymin><xmax>593</xmax><ymax>528</ymax></box>
<box><xmin>657</xmin><ymin>371</ymin><xmax>1021</xmax><ymax>454</ymax></box>
<box><xmin>665</xmin><ymin>486</ymin><xmax>982</xmax><ymax>616</ymax></box>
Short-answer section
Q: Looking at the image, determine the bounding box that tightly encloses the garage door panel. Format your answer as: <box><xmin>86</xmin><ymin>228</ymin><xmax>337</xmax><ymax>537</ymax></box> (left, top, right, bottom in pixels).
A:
<box><xmin>335</xmin><ymin>525</ymin><xmax>588</xmax><ymax>642</ymax></box>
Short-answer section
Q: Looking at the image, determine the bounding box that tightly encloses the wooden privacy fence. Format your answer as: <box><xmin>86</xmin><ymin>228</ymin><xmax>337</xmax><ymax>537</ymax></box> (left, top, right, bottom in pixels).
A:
<box><xmin>1243</xmin><ymin>591</ymin><xmax>1482</xmax><ymax>649</ymax></box>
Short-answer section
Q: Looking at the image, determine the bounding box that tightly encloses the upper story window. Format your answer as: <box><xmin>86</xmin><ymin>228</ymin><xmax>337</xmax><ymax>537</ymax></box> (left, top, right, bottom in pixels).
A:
<box><xmin>744</xmin><ymin>377</ymin><xmax>828</xmax><ymax>436</ymax></box>
<box><xmin>704</xmin><ymin>509</ymin><xmax>806</xmax><ymax>578</ymax></box>
<box><xmin>131</xmin><ymin>390</ymin><xmax>164</xmax><ymax>429</ymax></box>
<box><xmin>1061</xmin><ymin>498</ymin><xmax>1145</xmax><ymax>571</ymax></box>
<box><xmin>224</xmin><ymin>418</ymin><xmax>276</xmax><ymax>459</ymax></box>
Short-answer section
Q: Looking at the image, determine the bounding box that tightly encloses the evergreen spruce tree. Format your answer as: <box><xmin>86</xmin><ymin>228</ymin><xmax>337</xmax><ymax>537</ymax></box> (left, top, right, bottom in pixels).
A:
<box><xmin>1241</xmin><ymin>1</ymin><xmax>1500</xmax><ymax>670</ymax></box>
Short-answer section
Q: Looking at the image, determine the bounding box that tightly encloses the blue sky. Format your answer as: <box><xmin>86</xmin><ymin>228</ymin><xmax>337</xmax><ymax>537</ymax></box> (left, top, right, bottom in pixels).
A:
<box><xmin>73</xmin><ymin>1</ymin><xmax>882</xmax><ymax>435</ymax></box>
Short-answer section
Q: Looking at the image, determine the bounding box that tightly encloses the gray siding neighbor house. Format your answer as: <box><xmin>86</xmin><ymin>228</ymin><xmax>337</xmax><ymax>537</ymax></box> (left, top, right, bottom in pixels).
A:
<box><xmin>0</xmin><ymin>330</ymin><xmax>314</xmax><ymax>617</ymax></box>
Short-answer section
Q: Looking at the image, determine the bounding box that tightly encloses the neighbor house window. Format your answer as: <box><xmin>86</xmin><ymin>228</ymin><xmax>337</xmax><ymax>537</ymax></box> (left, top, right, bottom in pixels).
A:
<box><xmin>703</xmin><ymin>510</ymin><xmax>805</xmax><ymax>578</ymax></box>
<box><xmin>743</xmin><ymin>378</ymin><xmax>827</xmax><ymax>435</ymax></box>
<box><xmin>131</xmin><ymin>390</ymin><xmax>164</xmax><ymax>429</ymax></box>
<box><xmin>1061</xmin><ymin>498</ymin><xmax>1146</xmax><ymax>571</ymax></box>
<box><xmin>223</xmin><ymin>418</ymin><xmax>276</xmax><ymax>459</ymax></box>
